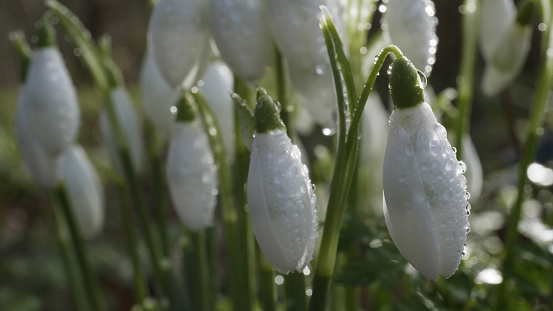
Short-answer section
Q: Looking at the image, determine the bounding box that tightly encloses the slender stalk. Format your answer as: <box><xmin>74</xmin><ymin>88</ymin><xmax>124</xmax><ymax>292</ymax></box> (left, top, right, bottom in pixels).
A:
<box><xmin>454</xmin><ymin>0</ymin><xmax>481</xmax><ymax>159</ymax></box>
<box><xmin>52</xmin><ymin>197</ymin><xmax>90</xmax><ymax>311</ymax></box>
<box><xmin>232</xmin><ymin>77</ymin><xmax>255</xmax><ymax>311</ymax></box>
<box><xmin>274</xmin><ymin>47</ymin><xmax>294</xmax><ymax>138</ymax></box>
<box><xmin>193</xmin><ymin>91</ymin><xmax>245</xmax><ymax>311</ymax></box>
<box><xmin>496</xmin><ymin>1</ymin><xmax>553</xmax><ymax>308</ymax></box>
<box><xmin>284</xmin><ymin>272</ymin><xmax>307</xmax><ymax>311</ymax></box>
<box><xmin>190</xmin><ymin>231</ymin><xmax>211</xmax><ymax>311</ymax></box>
<box><xmin>310</xmin><ymin>12</ymin><xmax>403</xmax><ymax>309</ymax></box>
<box><xmin>116</xmin><ymin>183</ymin><xmax>149</xmax><ymax>303</ymax></box>
<box><xmin>54</xmin><ymin>184</ymin><xmax>107</xmax><ymax>311</ymax></box>
<box><xmin>257</xmin><ymin>246</ymin><xmax>276</xmax><ymax>311</ymax></box>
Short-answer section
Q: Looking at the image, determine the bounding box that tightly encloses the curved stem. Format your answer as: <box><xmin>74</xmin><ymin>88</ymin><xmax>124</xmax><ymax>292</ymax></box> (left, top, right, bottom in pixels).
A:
<box><xmin>454</xmin><ymin>0</ymin><xmax>481</xmax><ymax>159</ymax></box>
<box><xmin>275</xmin><ymin>47</ymin><xmax>294</xmax><ymax>138</ymax></box>
<box><xmin>190</xmin><ymin>231</ymin><xmax>211</xmax><ymax>311</ymax></box>
<box><xmin>496</xmin><ymin>1</ymin><xmax>553</xmax><ymax>308</ymax></box>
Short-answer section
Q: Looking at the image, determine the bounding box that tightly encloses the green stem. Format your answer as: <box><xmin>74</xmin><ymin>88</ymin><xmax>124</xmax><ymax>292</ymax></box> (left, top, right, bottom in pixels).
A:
<box><xmin>116</xmin><ymin>183</ymin><xmax>149</xmax><ymax>303</ymax></box>
<box><xmin>455</xmin><ymin>0</ymin><xmax>481</xmax><ymax>159</ymax></box>
<box><xmin>285</xmin><ymin>273</ymin><xmax>307</xmax><ymax>311</ymax></box>
<box><xmin>496</xmin><ymin>1</ymin><xmax>553</xmax><ymax>308</ymax></box>
<box><xmin>309</xmin><ymin>18</ymin><xmax>402</xmax><ymax>307</ymax></box>
<box><xmin>54</xmin><ymin>184</ymin><xmax>106</xmax><ymax>311</ymax></box>
<box><xmin>9</xmin><ymin>31</ymin><xmax>32</xmax><ymax>82</ymax></box>
<box><xmin>275</xmin><ymin>47</ymin><xmax>294</xmax><ymax>138</ymax></box>
<box><xmin>257</xmin><ymin>246</ymin><xmax>276</xmax><ymax>311</ymax></box>
<box><xmin>232</xmin><ymin>77</ymin><xmax>255</xmax><ymax>311</ymax></box>
<box><xmin>193</xmin><ymin>91</ymin><xmax>244</xmax><ymax>311</ymax></box>
<box><xmin>52</xmin><ymin>196</ymin><xmax>90</xmax><ymax>311</ymax></box>
<box><xmin>190</xmin><ymin>231</ymin><xmax>211</xmax><ymax>311</ymax></box>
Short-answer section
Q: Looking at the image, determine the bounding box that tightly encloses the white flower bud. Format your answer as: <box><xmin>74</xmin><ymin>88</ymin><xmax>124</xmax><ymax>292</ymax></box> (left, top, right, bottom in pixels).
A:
<box><xmin>99</xmin><ymin>88</ymin><xmax>145</xmax><ymax>175</ymax></box>
<box><xmin>24</xmin><ymin>47</ymin><xmax>80</xmax><ymax>156</ymax></box>
<box><xmin>62</xmin><ymin>145</ymin><xmax>105</xmax><ymax>240</ymax></box>
<box><xmin>480</xmin><ymin>0</ymin><xmax>532</xmax><ymax>96</ymax></box>
<box><xmin>383</xmin><ymin>102</ymin><xmax>469</xmax><ymax>281</ymax></box>
<box><xmin>166</xmin><ymin>121</ymin><xmax>218</xmax><ymax>231</ymax></box>
<box><xmin>200</xmin><ymin>62</ymin><xmax>235</xmax><ymax>163</ymax></box>
<box><xmin>248</xmin><ymin>129</ymin><xmax>318</xmax><ymax>273</ymax></box>
<box><xmin>266</xmin><ymin>0</ymin><xmax>344</xmax><ymax>129</ymax></box>
<box><xmin>383</xmin><ymin>0</ymin><xmax>438</xmax><ymax>76</ymax></box>
<box><xmin>209</xmin><ymin>0</ymin><xmax>273</xmax><ymax>84</ymax></box>
<box><xmin>139</xmin><ymin>50</ymin><xmax>179</xmax><ymax>139</ymax></box>
<box><xmin>148</xmin><ymin>0</ymin><xmax>210</xmax><ymax>88</ymax></box>
<box><xmin>15</xmin><ymin>86</ymin><xmax>61</xmax><ymax>189</ymax></box>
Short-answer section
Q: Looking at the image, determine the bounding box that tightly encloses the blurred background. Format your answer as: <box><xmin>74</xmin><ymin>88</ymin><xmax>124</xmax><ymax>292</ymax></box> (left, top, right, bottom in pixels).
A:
<box><xmin>1</xmin><ymin>0</ymin><xmax>552</xmax><ymax>310</ymax></box>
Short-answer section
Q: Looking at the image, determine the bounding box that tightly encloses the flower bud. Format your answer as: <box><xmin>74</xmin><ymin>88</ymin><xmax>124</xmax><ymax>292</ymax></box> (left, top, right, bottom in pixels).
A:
<box><xmin>15</xmin><ymin>86</ymin><xmax>61</xmax><ymax>189</ymax></box>
<box><xmin>383</xmin><ymin>0</ymin><xmax>438</xmax><ymax>76</ymax></box>
<box><xmin>139</xmin><ymin>50</ymin><xmax>179</xmax><ymax>139</ymax></box>
<box><xmin>99</xmin><ymin>88</ymin><xmax>145</xmax><ymax>175</ymax></box>
<box><xmin>62</xmin><ymin>145</ymin><xmax>105</xmax><ymax>240</ymax></box>
<box><xmin>200</xmin><ymin>62</ymin><xmax>235</xmax><ymax>163</ymax></box>
<box><xmin>209</xmin><ymin>0</ymin><xmax>273</xmax><ymax>84</ymax></box>
<box><xmin>166</xmin><ymin>119</ymin><xmax>218</xmax><ymax>231</ymax></box>
<box><xmin>24</xmin><ymin>47</ymin><xmax>80</xmax><ymax>156</ymax></box>
<box><xmin>247</xmin><ymin>93</ymin><xmax>318</xmax><ymax>273</ymax></box>
<box><xmin>383</xmin><ymin>57</ymin><xmax>469</xmax><ymax>281</ymax></box>
<box><xmin>148</xmin><ymin>0</ymin><xmax>210</xmax><ymax>88</ymax></box>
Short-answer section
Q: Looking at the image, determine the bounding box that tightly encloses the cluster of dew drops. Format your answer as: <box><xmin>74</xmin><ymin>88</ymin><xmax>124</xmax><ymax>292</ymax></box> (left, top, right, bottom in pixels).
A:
<box><xmin>454</xmin><ymin>146</ymin><xmax>471</xmax><ymax>258</ymax></box>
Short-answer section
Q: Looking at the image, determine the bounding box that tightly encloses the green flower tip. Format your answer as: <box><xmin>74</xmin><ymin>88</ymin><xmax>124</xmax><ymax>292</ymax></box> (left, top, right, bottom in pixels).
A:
<box><xmin>254</xmin><ymin>93</ymin><xmax>286</xmax><ymax>134</ymax></box>
<box><xmin>256</xmin><ymin>87</ymin><xmax>268</xmax><ymax>99</ymax></box>
<box><xmin>37</xmin><ymin>16</ymin><xmax>56</xmax><ymax>48</ymax></box>
<box><xmin>176</xmin><ymin>94</ymin><xmax>197</xmax><ymax>122</ymax></box>
<box><xmin>515</xmin><ymin>0</ymin><xmax>535</xmax><ymax>26</ymax></box>
<box><xmin>389</xmin><ymin>56</ymin><xmax>425</xmax><ymax>110</ymax></box>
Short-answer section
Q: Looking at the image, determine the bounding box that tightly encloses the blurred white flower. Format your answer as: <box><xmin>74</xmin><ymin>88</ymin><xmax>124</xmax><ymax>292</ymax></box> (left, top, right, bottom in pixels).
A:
<box><xmin>383</xmin><ymin>0</ymin><xmax>438</xmax><ymax>76</ymax></box>
<box><xmin>200</xmin><ymin>62</ymin><xmax>235</xmax><ymax>163</ymax></box>
<box><xmin>148</xmin><ymin>0</ymin><xmax>210</xmax><ymax>88</ymax></box>
<box><xmin>166</xmin><ymin>120</ymin><xmax>218</xmax><ymax>231</ymax></box>
<box><xmin>15</xmin><ymin>86</ymin><xmax>61</xmax><ymax>189</ymax></box>
<box><xmin>480</xmin><ymin>0</ymin><xmax>533</xmax><ymax>96</ymax></box>
<box><xmin>209</xmin><ymin>0</ymin><xmax>273</xmax><ymax>84</ymax></box>
<box><xmin>139</xmin><ymin>50</ymin><xmax>179</xmax><ymax>139</ymax></box>
<box><xmin>62</xmin><ymin>145</ymin><xmax>105</xmax><ymax>240</ymax></box>
<box><xmin>24</xmin><ymin>47</ymin><xmax>80</xmax><ymax>156</ymax></box>
<box><xmin>383</xmin><ymin>57</ymin><xmax>469</xmax><ymax>281</ymax></box>
<box><xmin>247</xmin><ymin>94</ymin><xmax>318</xmax><ymax>273</ymax></box>
<box><xmin>99</xmin><ymin>88</ymin><xmax>145</xmax><ymax>175</ymax></box>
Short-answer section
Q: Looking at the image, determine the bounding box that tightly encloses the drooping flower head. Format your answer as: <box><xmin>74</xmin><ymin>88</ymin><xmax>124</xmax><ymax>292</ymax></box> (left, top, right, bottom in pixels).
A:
<box><xmin>247</xmin><ymin>90</ymin><xmax>318</xmax><ymax>274</ymax></box>
<box><xmin>383</xmin><ymin>57</ymin><xmax>469</xmax><ymax>281</ymax></box>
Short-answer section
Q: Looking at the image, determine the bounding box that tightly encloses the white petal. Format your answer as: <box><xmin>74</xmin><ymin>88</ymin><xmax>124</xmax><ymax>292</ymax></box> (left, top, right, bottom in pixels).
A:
<box><xmin>248</xmin><ymin>130</ymin><xmax>318</xmax><ymax>273</ymax></box>
<box><xmin>166</xmin><ymin>121</ymin><xmax>218</xmax><ymax>231</ymax></box>
<box><xmin>209</xmin><ymin>0</ymin><xmax>273</xmax><ymax>84</ymax></box>
<box><xmin>15</xmin><ymin>87</ymin><xmax>61</xmax><ymax>189</ymax></box>
<box><xmin>139</xmin><ymin>50</ymin><xmax>179</xmax><ymax>139</ymax></box>
<box><xmin>383</xmin><ymin>0</ymin><xmax>438</xmax><ymax>75</ymax></box>
<box><xmin>63</xmin><ymin>145</ymin><xmax>105</xmax><ymax>240</ymax></box>
<box><xmin>148</xmin><ymin>0</ymin><xmax>209</xmax><ymax>88</ymax></box>
<box><xmin>99</xmin><ymin>88</ymin><xmax>145</xmax><ymax>175</ymax></box>
<box><xmin>25</xmin><ymin>47</ymin><xmax>80</xmax><ymax>156</ymax></box>
<box><xmin>480</xmin><ymin>0</ymin><xmax>515</xmax><ymax>61</ymax></box>
<box><xmin>200</xmin><ymin>62</ymin><xmax>235</xmax><ymax>163</ymax></box>
<box><xmin>463</xmin><ymin>136</ymin><xmax>483</xmax><ymax>201</ymax></box>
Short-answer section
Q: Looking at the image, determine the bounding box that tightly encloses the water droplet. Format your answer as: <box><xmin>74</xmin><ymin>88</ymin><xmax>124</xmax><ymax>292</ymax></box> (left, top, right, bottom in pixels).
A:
<box><xmin>452</xmin><ymin>146</ymin><xmax>457</xmax><ymax>154</ymax></box>
<box><xmin>458</xmin><ymin>161</ymin><xmax>467</xmax><ymax>174</ymax></box>
<box><xmin>275</xmin><ymin>275</ymin><xmax>284</xmax><ymax>285</ymax></box>
<box><xmin>465</xmin><ymin>191</ymin><xmax>471</xmax><ymax>200</ymax></box>
<box><xmin>429</xmin><ymin>140</ymin><xmax>440</xmax><ymax>155</ymax></box>
<box><xmin>322</xmin><ymin>128</ymin><xmax>335</xmax><ymax>136</ymax></box>
<box><xmin>315</xmin><ymin>65</ymin><xmax>324</xmax><ymax>75</ymax></box>
<box><xmin>274</xmin><ymin>174</ymin><xmax>284</xmax><ymax>184</ymax></box>
<box><xmin>417</xmin><ymin>70</ymin><xmax>427</xmax><ymax>88</ymax></box>
<box><xmin>405</xmin><ymin>144</ymin><xmax>414</xmax><ymax>156</ymax></box>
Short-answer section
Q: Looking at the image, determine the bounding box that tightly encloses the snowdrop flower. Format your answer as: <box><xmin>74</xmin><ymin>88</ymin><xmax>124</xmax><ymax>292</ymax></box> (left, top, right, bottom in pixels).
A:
<box><xmin>383</xmin><ymin>0</ymin><xmax>438</xmax><ymax>76</ymax></box>
<box><xmin>148</xmin><ymin>0</ymin><xmax>210</xmax><ymax>88</ymax></box>
<box><xmin>209</xmin><ymin>0</ymin><xmax>273</xmax><ymax>84</ymax></box>
<box><xmin>200</xmin><ymin>62</ymin><xmax>235</xmax><ymax>163</ymax></box>
<box><xmin>62</xmin><ymin>145</ymin><xmax>105</xmax><ymax>240</ymax></box>
<box><xmin>383</xmin><ymin>57</ymin><xmax>469</xmax><ymax>281</ymax></box>
<box><xmin>24</xmin><ymin>21</ymin><xmax>80</xmax><ymax>156</ymax></box>
<box><xmin>15</xmin><ymin>86</ymin><xmax>61</xmax><ymax>189</ymax></box>
<box><xmin>99</xmin><ymin>88</ymin><xmax>145</xmax><ymax>175</ymax></box>
<box><xmin>166</xmin><ymin>96</ymin><xmax>218</xmax><ymax>231</ymax></box>
<box><xmin>480</xmin><ymin>0</ymin><xmax>533</xmax><ymax>96</ymax></box>
<box><xmin>267</xmin><ymin>0</ymin><xmax>344</xmax><ymax>129</ymax></box>
<box><xmin>247</xmin><ymin>91</ymin><xmax>318</xmax><ymax>274</ymax></box>
<box><xmin>139</xmin><ymin>50</ymin><xmax>179</xmax><ymax>139</ymax></box>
